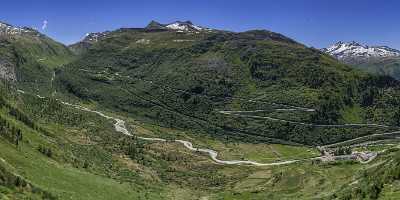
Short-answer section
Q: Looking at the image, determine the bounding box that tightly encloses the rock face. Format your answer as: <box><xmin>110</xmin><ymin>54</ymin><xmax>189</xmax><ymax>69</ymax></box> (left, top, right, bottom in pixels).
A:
<box><xmin>322</xmin><ymin>41</ymin><xmax>400</xmax><ymax>62</ymax></box>
<box><xmin>0</xmin><ymin>22</ymin><xmax>23</xmax><ymax>82</ymax></box>
<box><xmin>0</xmin><ymin>21</ymin><xmax>35</xmax><ymax>36</ymax></box>
<box><xmin>0</xmin><ymin>59</ymin><xmax>16</xmax><ymax>82</ymax></box>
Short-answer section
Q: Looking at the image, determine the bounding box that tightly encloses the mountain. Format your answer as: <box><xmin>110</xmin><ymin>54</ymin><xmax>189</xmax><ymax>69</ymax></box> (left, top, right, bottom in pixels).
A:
<box><xmin>145</xmin><ymin>20</ymin><xmax>213</xmax><ymax>32</ymax></box>
<box><xmin>56</xmin><ymin>21</ymin><xmax>399</xmax><ymax>146</ymax></box>
<box><xmin>0</xmin><ymin>21</ymin><xmax>75</xmax><ymax>93</ymax></box>
<box><xmin>323</xmin><ymin>41</ymin><xmax>400</xmax><ymax>80</ymax></box>
<box><xmin>69</xmin><ymin>20</ymin><xmax>214</xmax><ymax>55</ymax></box>
<box><xmin>0</xmin><ymin>22</ymin><xmax>40</xmax><ymax>82</ymax></box>
<box><xmin>2</xmin><ymin>20</ymin><xmax>400</xmax><ymax>200</ymax></box>
<box><xmin>69</xmin><ymin>31</ymin><xmax>111</xmax><ymax>55</ymax></box>
<box><xmin>323</xmin><ymin>41</ymin><xmax>400</xmax><ymax>61</ymax></box>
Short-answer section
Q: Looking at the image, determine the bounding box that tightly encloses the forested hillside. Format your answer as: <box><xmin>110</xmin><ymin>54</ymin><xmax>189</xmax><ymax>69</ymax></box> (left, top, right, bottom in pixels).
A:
<box><xmin>57</xmin><ymin>25</ymin><xmax>400</xmax><ymax>146</ymax></box>
<box><xmin>0</xmin><ymin>22</ymin><xmax>74</xmax><ymax>94</ymax></box>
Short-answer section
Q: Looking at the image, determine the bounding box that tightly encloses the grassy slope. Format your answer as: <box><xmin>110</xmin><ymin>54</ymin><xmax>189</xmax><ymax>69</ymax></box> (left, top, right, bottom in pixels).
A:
<box><xmin>0</xmin><ymin>138</ymin><xmax>141</xmax><ymax>200</ymax></box>
<box><xmin>2</xmin><ymin>81</ymin><xmax>400</xmax><ymax>199</ymax></box>
<box><xmin>0</xmin><ymin>85</ymin><xmax>165</xmax><ymax>199</ymax></box>
<box><xmin>332</xmin><ymin>149</ymin><xmax>400</xmax><ymax>200</ymax></box>
<box><xmin>0</xmin><ymin>31</ymin><xmax>75</xmax><ymax>95</ymax></box>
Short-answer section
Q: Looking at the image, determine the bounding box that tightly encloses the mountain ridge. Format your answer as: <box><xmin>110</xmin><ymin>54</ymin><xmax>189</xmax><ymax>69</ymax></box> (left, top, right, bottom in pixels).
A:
<box><xmin>68</xmin><ymin>20</ymin><xmax>297</xmax><ymax>55</ymax></box>
<box><xmin>323</xmin><ymin>41</ymin><xmax>400</xmax><ymax>60</ymax></box>
<box><xmin>323</xmin><ymin>41</ymin><xmax>400</xmax><ymax>80</ymax></box>
<box><xmin>0</xmin><ymin>21</ymin><xmax>38</xmax><ymax>36</ymax></box>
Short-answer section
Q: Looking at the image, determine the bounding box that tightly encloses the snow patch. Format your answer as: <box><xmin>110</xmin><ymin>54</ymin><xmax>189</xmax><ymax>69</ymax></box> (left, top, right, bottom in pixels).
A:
<box><xmin>164</xmin><ymin>21</ymin><xmax>212</xmax><ymax>33</ymax></box>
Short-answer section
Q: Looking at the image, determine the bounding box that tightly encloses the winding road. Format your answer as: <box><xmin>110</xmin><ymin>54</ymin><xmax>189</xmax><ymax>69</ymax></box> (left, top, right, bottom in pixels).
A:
<box><xmin>17</xmin><ymin>90</ymin><xmax>393</xmax><ymax>166</ymax></box>
<box><xmin>57</xmin><ymin>98</ymin><xmax>308</xmax><ymax>166</ymax></box>
<box><xmin>56</xmin><ymin>97</ymin><xmax>389</xmax><ymax>166</ymax></box>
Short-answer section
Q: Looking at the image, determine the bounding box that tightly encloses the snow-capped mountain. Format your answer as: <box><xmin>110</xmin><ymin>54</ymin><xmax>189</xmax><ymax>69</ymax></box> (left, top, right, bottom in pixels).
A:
<box><xmin>323</xmin><ymin>41</ymin><xmax>400</xmax><ymax>80</ymax></box>
<box><xmin>166</xmin><ymin>21</ymin><xmax>206</xmax><ymax>31</ymax></box>
<box><xmin>0</xmin><ymin>21</ymin><xmax>36</xmax><ymax>36</ymax></box>
<box><xmin>146</xmin><ymin>20</ymin><xmax>213</xmax><ymax>33</ymax></box>
<box><xmin>323</xmin><ymin>41</ymin><xmax>400</xmax><ymax>60</ymax></box>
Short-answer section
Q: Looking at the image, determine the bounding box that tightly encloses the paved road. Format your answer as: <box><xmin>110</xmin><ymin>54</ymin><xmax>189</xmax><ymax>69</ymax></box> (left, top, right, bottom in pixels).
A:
<box><xmin>56</xmin><ymin>97</ymin><xmax>385</xmax><ymax>166</ymax></box>
<box><xmin>17</xmin><ymin>90</ymin><xmax>389</xmax><ymax>166</ymax></box>
<box><xmin>57</xmin><ymin>99</ymin><xmax>306</xmax><ymax>166</ymax></box>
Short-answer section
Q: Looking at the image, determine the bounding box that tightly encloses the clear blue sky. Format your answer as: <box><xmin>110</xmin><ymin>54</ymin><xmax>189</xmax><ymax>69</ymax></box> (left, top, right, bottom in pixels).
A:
<box><xmin>1</xmin><ymin>0</ymin><xmax>399</xmax><ymax>49</ymax></box>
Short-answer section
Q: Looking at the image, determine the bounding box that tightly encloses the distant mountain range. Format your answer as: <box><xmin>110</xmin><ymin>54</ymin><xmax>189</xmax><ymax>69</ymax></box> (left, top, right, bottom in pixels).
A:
<box><xmin>323</xmin><ymin>41</ymin><xmax>400</xmax><ymax>80</ymax></box>
<box><xmin>323</xmin><ymin>41</ymin><xmax>400</xmax><ymax>60</ymax></box>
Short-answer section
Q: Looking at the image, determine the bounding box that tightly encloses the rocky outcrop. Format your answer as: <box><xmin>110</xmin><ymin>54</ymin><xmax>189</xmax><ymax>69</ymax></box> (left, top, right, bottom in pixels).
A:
<box><xmin>0</xmin><ymin>59</ymin><xmax>16</xmax><ymax>82</ymax></box>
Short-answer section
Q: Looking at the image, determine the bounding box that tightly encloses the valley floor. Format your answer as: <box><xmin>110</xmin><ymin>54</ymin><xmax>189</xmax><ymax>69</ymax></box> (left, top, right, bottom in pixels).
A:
<box><xmin>1</xmin><ymin>89</ymin><xmax>399</xmax><ymax>200</ymax></box>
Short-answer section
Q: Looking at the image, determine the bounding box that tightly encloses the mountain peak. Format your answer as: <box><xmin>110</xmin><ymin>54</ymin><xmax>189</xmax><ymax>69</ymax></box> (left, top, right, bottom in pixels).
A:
<box><xmin>334</xmin><ymin>41</ymin><xmax>344</xmax><ymax>45</ymax></box>
<box><xmin>323</xmin><ymin>41</ymin><xmax>400</xmax><ymax>60</ymax></box>
<box><xmin>145</xmin><ymin>20</ymin><xmax>212</xmax><ymax>32</ymax></box>
<box><xmin>145</xmin><ymin>20</ymin><xmax>165</xmax><ymax>29</ymax></box>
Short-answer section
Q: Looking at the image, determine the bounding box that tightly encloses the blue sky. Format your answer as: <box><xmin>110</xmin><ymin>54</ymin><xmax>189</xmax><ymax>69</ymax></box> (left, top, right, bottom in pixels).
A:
<box><xmin>1</xmin><ymin>0</ymin><xmax>399</xmax><ymax>49</ymax></box>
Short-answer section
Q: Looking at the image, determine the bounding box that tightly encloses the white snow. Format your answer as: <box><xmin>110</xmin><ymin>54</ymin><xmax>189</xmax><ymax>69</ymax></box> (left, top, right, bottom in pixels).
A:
<box><xmin>324</xmin><ymin>41</ymin><xmax>400</xmax><ymax>60</ymax></box>
<box><xmin>165</xmin><ymin>21</ymin><xmax>212</xmax><ymax>33</ymax></box>
<box><xmin>84</xmin><ymin>31</ymin><xmax>110</xmax><ymax>42</ymax></box>
<box><xmin>191</xmin><ymin>24</ymin><xmax>203</xmax><ymax>31</ymax></box>
<box><xmin>166</xmin><ymin>22</ymin><xmax>189</xmax><ymax>31</ymax></box>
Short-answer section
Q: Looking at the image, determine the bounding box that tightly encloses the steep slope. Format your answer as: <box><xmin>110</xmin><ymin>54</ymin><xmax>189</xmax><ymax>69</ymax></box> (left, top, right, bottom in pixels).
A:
<box><xmin>56</xmin><ymin>21</ymin><xmax>400</xmax><ymax>146</ymax></box>
<box><xmin>0</xmin><ymin>81</ymin><xmax>166</xmax><ymax>199</ymax></box>
<box><xmin>0</xmin><ymin>21</ymin><xmax>75</xmax><ymax>93</ymax></box>
<box><xmin>323</xmin><ymin>41</ymin><xmax>400</xmax><ymax>80</ymax></box>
